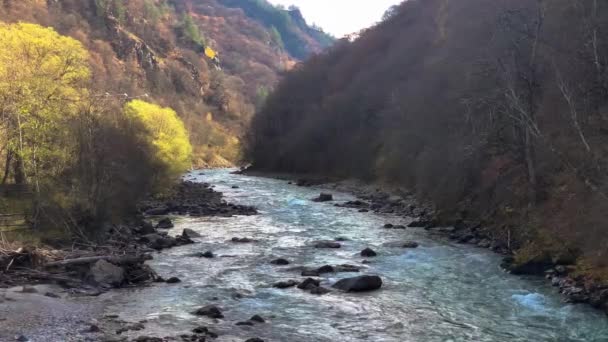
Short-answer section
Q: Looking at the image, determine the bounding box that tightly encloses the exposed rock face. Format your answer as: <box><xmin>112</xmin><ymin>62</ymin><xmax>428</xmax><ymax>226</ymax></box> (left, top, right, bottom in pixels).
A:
<box><xmin>89</xmin><ymin>260</ymin><xmax>125</xmax><ymax>287</ymax></box>
<box><xmin>332</xmin><ymin>275</ymin><xmax>383</xmax><ymax>292</ymax></box>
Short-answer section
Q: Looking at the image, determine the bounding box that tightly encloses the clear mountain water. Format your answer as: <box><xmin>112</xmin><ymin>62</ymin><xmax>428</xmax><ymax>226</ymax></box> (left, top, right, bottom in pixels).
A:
<box><xmin>96</xmin><ymin>169</ymin><xmax>608</xmax><ymax>342</ymax></box>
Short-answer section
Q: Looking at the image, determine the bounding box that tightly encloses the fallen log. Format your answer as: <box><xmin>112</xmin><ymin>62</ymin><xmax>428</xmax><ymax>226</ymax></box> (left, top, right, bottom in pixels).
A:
<box><xmin>44</xmin><ymin>254</ymin><xmax>151</xmax><ymax>268</ymax></box>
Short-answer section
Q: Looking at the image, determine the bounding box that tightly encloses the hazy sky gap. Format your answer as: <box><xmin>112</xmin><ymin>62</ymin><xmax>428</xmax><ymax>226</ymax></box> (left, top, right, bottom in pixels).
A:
<box><xmin>267</xmin><ymin>0</ymin><xmax>403</xmax><ymax>37</ymax></box>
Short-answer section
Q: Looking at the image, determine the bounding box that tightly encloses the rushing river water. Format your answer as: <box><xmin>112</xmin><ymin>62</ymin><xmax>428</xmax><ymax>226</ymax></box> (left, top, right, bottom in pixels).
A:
<box><xmin>97</xmin><ymin>169</ymin><xmax>608</xmax><ymax>342</ymax></box>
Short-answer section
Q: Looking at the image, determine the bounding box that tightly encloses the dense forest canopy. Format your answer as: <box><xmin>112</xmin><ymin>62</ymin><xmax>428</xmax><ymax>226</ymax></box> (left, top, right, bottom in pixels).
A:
<box><xmin>247</xmin><ymin>0</ymin><xmax>608</xmax><ymax>279</ymax></box>
<box><xmin>0</xmin><ymin>0</ymin><xmax>333</xmax><ymax>237</ymax></box>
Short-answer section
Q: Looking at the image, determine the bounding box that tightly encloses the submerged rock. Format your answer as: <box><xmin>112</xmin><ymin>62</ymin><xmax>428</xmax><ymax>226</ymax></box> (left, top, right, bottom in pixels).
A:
<box><xmin>270</xmin><ymin>258</ymin><xmax>290</xmax><ymax>265</ymax></box>
<box><xmin>232</xmin><ymin>237</ymin><xmax>254</xmax><ymax>243</ymax></box>
<box><xmin>383</xmin><ymin>241</ymin><xmax>419</xmax><ymax>248</ymax></box>
<box><xmin>250</xmin><ymin>315</ymin><xmax>265</xmax><ymax>323</ymax></box>
<box><xmin>332</xmin><ymin>275</ymin><xmax>383</xmax><ymax>292</ymax></box>
<box><xmin>166</xmin><ymin>277</ymin><xmax>181</xmax><ymax>284</ymax></box>
<box><xmin>273</xmin><ymin>280</ymin><xmax>299</xmax><ymax>289</ymax></box>
<box><xmin>310</xmin><ymin>286</ymin><xmax>331</xmax><ymax>295</ymax></box>
<box><xmin>236</xmin><ymin>321</ymin><xmax>254</xmax><ymax>326</ymax></box>
<box><xmin>313</xmin><ymin>240</ymin><xmax>341</xmax><ymax>249</ymax></box>
<box><xmin>317</xmin><ymin>265</ymin><xmax>335</xmax><ymax>274</ymax></box>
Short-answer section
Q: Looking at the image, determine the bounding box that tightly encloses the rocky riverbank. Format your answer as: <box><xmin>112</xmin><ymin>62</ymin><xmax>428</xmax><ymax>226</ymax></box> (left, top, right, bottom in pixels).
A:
<box><xmin>242</xmin><ymin>169</ymin><xmax>608</xmax><ymax>317</ymax></box>
<box><xmin>0</xmin><ymin>179</ymin><xmax>260</xmax><ymax>341</ymax></box>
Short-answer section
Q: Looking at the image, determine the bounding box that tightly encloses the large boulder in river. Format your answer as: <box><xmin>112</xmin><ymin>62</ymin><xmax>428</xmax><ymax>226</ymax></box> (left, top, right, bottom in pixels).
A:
<box><xmin>89</xmin><ymin>260</ymin><xmax>125</xmax><ymax>287</ymax></box>
<box><xmin>332</xmin><ymin>275</ymin><xmax>383</xmax><ymax>292</ymax></box>
<box><xmin>156</xmin><ymin>218</ymin><xmax>174</xmax><ymax>229</ymax></box>
<box><xmin>313</xmin><ymin>240</ymin><xmax>341</xmax><ymax>249</ymax></box>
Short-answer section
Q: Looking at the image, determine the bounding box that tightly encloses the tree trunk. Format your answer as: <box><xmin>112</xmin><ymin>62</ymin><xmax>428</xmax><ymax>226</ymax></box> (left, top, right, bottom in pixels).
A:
<box><xmin>1</xmin><ymin>150</ymin><xmax>12</xmax><ymax>185</ymax></box>
<box><xmin>13</xmin><ymin>153</ymin><xmax>25</xmax><ymax>185</ymax></box>
<box><xmin>524</xmin><ymin>127</ymin><xmax>537</xmax><ymax>204</ymax></box>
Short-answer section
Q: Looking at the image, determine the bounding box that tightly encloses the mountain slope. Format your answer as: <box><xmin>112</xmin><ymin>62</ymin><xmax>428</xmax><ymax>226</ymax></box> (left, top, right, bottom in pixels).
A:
<box><xmin>0</xmin><ymin>0</ymin><xmax>331</xmax><ymax>166</ymax></box>
<box><xmin>247</xmin><ymin>0</ymin><xmax>608</xmax><ymax>287</ymax></box>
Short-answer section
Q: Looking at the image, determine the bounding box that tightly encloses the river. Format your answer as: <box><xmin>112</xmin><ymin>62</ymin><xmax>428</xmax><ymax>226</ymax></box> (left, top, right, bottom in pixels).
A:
<box><xmin>94</xmin><ymin>169</ymin><xmax>608</xmax><ymax>342</ymax></box>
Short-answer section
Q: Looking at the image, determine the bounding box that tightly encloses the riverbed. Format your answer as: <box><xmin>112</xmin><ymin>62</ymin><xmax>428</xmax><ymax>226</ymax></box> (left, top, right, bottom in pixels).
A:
<box><xmin>6</xmin><ymin>169</ymin><xmax>607</xmax><ymax>342</ymax></box>
<box><xmin>85</xmin><ymin>169</ymin><xmax>608</xmax><ymax>342</ymax></box>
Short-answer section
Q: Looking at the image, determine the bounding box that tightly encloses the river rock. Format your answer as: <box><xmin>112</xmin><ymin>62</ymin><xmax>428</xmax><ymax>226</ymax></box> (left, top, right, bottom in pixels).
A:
<box><xmin>232</xmin><ymin>237</ymin><xmax>254</xmax><ymax>243</ymax></box>
<box><xmin>245</xmin><ymin>339</ymin><xmax>265</xmax><ymax>342</ymax></box>
<box><xmin>301</xmin><ymin>269</ymin><xmax>320</xmax><ymax>277</ymax></box>
<box><xmin>156</xmin><ymin>218</ymin><xmax>174</xmax><ymax>229</ymax></box>
<box><xmin>361</xmin><ymin>248</ymin><xmax>377</xmax><ymax>257</ymax></box>
<box><xmin>193</xmin><ymin>305</ymin><xmax>224</xmax><ymax>319</ymax></box>
<box><xmin>335</xmin><ymin>264</ymin><xmax>361</xmax><ymax>273</ymax></box>
<box><xmin>236</xmin><ymin>321</ymin><xmax>254</xmax><ymax>326</ymax></box>
<box><xmin>503</xmin><ymin>253</ymin><xmax>553</xmax><ymax>275</ymax></box>
<box><xmin>332</xmin><ymin>275</ymin><xmax>383</xmax><ymax>292</ymax></box>
<box><xmin>201</xmin><ymin>251</ymin><xmax>215</xmax><ymax>258</ymax></box>
<box><xmin>408</xmin><ymin>219</ymin><xmax>436</xmax><ymax>228</ymax></box>
<box><xmin>138</xmin><ymin>221</ymin><xmax>156</xmax><ymax>235</ymax></box>
<box><xmin>313</xmin><ymin>240</ymin><xmax>341</xmax><ymax>249</ymax></box>
<box><xmin>273</xmin><ymin>280</ymin><xmax>299</xmax><ymax>289</ymax></box>
<box><xmin>166</xmin><ymin>277</ymin><xmax>181</xmax><ymax>284</ymax></box>
<box><xmin>317</xmin><ymin>265</ymin><xmax>335</xmax><ymax>274</ymax></box>
<box><xmin>270</xmin><ymin>258</ymin><xmax>290</xmax><ymax>265</ymax></box>
<box><xmin>310</xmin><ymin>286</ymin><xmax>331</xmax><ymax>295</ymax></box>
<box><xmin>133</xmin><ymin>337</ymin><xmax>163</xmax><ymax>342</ymax></box>
<box><xmin>182</xmin><ymin>228</ymin><xmax>202</xmax><ymax>238</ymax></box>
<box><xmin>383</xmin><ymin>223</ymin><xmax>394</xmax><ymax>229</ymax></box>
<box><xmin>141</xmin><ymin>234</ymin><xmax>177</xmax><ymax>250</ymax></box>
<box><xmin>313</xmin><ymin>193</ymin><xmax>333</xmax><ymax>202</ymax></box>
<box><xmin>297</xmin><ymin>278</ymin><xmax>321</xmax><ymax>290</ymax></box>
<box><xmin>89</xmin><ymin>260</ymin><xmax>125</xmax><ymax>287</ymax></box>
<box><xmin>250</xmin><ymin>315</ymin><xmax>265</xmax><ymax>323</ymax></box>
<box><xmin>145</xmin><ymin>207</ymin><xmax>169</xmax><ymax>216</ymax></box>
<box><xmin>383</xmin><ymin>241</ymin><xmax>419</xmax><ymax>248</ymax></box>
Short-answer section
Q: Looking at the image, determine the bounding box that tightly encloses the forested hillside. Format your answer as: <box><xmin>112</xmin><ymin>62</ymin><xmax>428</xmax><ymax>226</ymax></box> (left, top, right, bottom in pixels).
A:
<box><xmin>247</xmin><ymin>0</ymin><xmax>608</xmax><ymax>282</ymax></box>
<box><xmin>0</xmin><ymin>0</ymin><xmax>331</xmax><ymax>237</ymax></box>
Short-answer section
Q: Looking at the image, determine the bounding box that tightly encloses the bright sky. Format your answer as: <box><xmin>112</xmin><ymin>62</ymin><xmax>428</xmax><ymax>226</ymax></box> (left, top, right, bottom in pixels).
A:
<box><xmin>267</xmin><ymin>0</ymin><xmax>403</xmax><ymax>37</ymax></box>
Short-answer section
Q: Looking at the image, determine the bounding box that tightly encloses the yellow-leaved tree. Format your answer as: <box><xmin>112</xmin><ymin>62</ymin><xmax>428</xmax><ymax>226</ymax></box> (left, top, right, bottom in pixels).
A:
<box><xmin>124</xmin><ymin>100</ymin><xmax>192</xmax><ymax>183</ymax></box>
<box><xmin>0</xmin><ymin>22</ymin><xmax>90</xmax><ymax>187</ymax></box>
